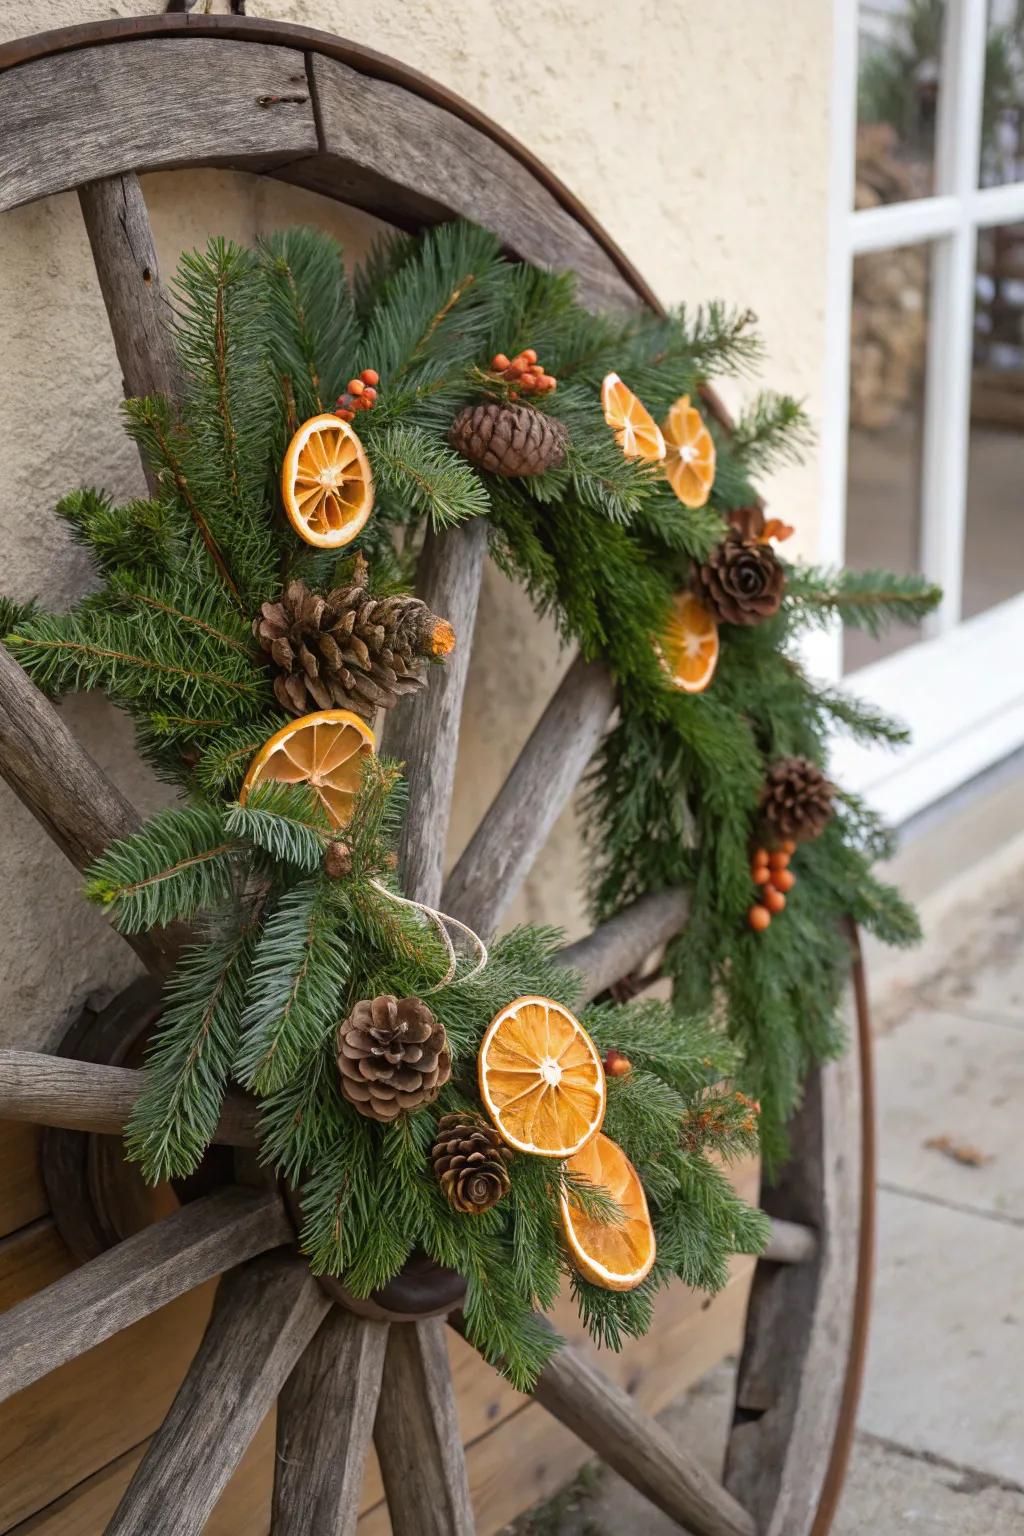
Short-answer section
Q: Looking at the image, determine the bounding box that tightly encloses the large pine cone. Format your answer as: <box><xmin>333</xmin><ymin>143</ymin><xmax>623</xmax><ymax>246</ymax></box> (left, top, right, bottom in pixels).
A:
<box><xmin>449</xmin><ymin>401</ymin><xmax>568</xmax><ymax>476</ymax></box>
<box><xmin>431</xmin><ymin>1112</ymin><xmax>511</xmax><ymax>1215</ymax></box>
<box><xmin>254</xmin><ymin>572</ymin><xmax>454</xmax><ymax>721</ymax></box>
<box><xmin>337</xmin><ymin>995</ymin><xmax>452</xmax><ymax>1122</ymax></box>
<box><xmin>761</xmin><ymin>756</ymin><xmax>834</xmax><ymax>843</ymax></box>
<box><xmin>696</xmin><ymin>532</ymin><xmax>786</xmax><ymax>626</ymax></box>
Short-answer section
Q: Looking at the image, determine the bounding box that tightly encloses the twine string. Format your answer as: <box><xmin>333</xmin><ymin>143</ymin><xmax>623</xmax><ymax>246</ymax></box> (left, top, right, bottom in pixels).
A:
<box><xmin>368</xmin><ymin>878</ymin><xmax>489</xmax><ymax>994</ymax></box>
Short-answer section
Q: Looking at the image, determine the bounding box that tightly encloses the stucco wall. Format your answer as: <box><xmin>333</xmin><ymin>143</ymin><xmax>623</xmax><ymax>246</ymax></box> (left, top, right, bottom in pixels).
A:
<box><xmin>0</xmin><ymin>0</ymin><xmax>833</xmax><ymax>1048</ymax></box>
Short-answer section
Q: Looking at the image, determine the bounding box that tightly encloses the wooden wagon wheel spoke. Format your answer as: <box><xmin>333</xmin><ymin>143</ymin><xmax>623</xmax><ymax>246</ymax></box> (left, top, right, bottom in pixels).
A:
<box><xmin>0</xmin><ymin>647</ymin><xmax>184</xmax><ymax>979</ymax></box>
<box><xmin>106</xmin><ymin>1253</ymin><xmax>330</xmax><ymax>1536</ymax></box>
<box><xmin>374</xmin><ymin>1319</ymin><xmax>474</xmax><ymax>1536</ymax></box>
<box><xmin>0</xmin><ymin>1186</ymin><xmax>291</xmax><ymax>1405</ymax></box>
<box><xmin>557</xmin><ymin>887</ymin><xmax>691</xmax><ymax>1003</ymax></box>
<box><xmin>442</xmin><ymin>655</ymin><xmax>616</xmax><ymax>934</ymax></box>
<box><xmin>0</xmin><ymin>1048</ymin><xmax>258</xmax><ymax>1145</ymax></box>
<box><xmin>380</xmin><ymin>520</ymin><xmax>490</xmax><ymax>910</ymax></box>
<box><xmin>272</xmin><ymin>1308</ymin><xmax>389</xmax><ymax>1536</ymax></box>
<box><xmin>525</xmin><ymin>1318</ymin><xmax>756</xmax><ymax>1536</ymax></box>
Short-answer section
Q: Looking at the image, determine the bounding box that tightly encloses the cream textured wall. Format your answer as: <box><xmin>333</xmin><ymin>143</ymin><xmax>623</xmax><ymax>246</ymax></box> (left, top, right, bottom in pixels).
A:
<box><xmin>0</xmin><ymin>0</ymin><xmax>833</xmax><ymax>1047</ymax></box>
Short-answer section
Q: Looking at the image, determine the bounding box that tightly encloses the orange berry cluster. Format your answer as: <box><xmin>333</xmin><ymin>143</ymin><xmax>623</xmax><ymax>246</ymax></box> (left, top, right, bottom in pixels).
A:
<box><xmin>603</xmin><ymin>1048</ymin><xmax>632</xmax><ymax>1078</ymax></box>
<box><xmin>490</xmin><ymin>349</ymin><xmax>557</xmax><ymax>396</ymax></box>
<box><xmin>747</xmin><ymin>840</ymin><xmax>797</xmax><ymax>932</ymax></box>
<box><xmin>335</xmin><ymin>368</ymin><xmax>380</xmax><ymax>423</ymax></box>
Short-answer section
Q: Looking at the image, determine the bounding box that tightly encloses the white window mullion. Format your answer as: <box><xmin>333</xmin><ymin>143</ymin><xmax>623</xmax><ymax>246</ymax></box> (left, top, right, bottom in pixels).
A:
<box><xmin>918</xmin><ymin>0</ymin><xmax>988</xmax><ymax>635</ymax></box>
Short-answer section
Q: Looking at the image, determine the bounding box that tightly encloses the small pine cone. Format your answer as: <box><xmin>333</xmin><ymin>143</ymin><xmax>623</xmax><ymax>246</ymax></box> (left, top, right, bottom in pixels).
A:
<box><xmin>431</xmin><ymin>1112</ymin><xmax>511</xmax><ymax>1214</ymax></box>
<box><xmin>727</xmin><ymin>505</ymin><xmax>765</xmax><ymax>540</ymax></box>
<box><xmin>696</xmin><ymin>532</ymin><xmax>786</xmax><ymax>626</ymax></box>
<box><xmin>324</xmin><ymin>840</ymin><xmax>352</xmax><ymax>879</ymax></box>
<box><xmin>337</xmin><ymin>995</ymin><xmax>452</xmax><ymax>1122</ymax></box>
<box><xmin>254</xmin><ymin>574</ymin><xmax>454</xmax><ymax>721</ymax></box>
<box><xmin>760</xmin><ymin>756</ymin><xmax>834</xmax><ymax>843</ymax></box>
<box><xmin>449</xmin><ymin>402</ymin><xmax>568</xmax><ymax>477</ymax></box>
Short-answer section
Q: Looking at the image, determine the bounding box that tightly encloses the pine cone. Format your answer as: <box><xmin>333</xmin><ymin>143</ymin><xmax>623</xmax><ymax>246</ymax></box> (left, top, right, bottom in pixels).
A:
<box><xmin>760</xmin><ymin>756</ymin><xmax>834</xmax><ymax>843</ymax></box>
<box><xmin>254</xmin><ymin>572</ymin><xmax>454</xmax><ymax>721</ymax></box>
<box><xmin>696</xmin><ymin>532</ymin><xmax>786</xmax><ymax>626</ymax></box>
<box><xmin>337</xmin><ymin>995</ymin><xmax>452</xmax><ymax>1122</ymax></box>
<box><xmin>449</xmin><ymin>402</ymin><xmax>568</xmax><ymax>476</ymax></box>
<box><xmin>431</xmin><ymin>1112</ymin><xmax>511</xmax><ymax>1214</ymax></box>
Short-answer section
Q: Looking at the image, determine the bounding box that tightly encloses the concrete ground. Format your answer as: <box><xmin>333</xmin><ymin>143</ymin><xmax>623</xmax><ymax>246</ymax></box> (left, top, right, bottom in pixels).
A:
<box><xmin>506</xmin><ymin>863</ymin><xmax>1024</xmax><ymax>1534</ymax></box>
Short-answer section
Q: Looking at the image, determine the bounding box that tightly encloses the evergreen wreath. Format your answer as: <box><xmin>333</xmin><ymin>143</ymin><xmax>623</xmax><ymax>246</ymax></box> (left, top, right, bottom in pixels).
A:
<box><xmin>1</xmin><ymin>223</ymin><xmax>940</xmax><ymax>1388</ymax></box>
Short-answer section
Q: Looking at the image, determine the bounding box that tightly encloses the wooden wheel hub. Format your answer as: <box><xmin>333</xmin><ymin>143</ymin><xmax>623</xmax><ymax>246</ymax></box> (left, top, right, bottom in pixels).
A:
<box><xmin>0</xmin><ymin>15</ymin><xmax>873</xmax><ymax>1536</ymax></box>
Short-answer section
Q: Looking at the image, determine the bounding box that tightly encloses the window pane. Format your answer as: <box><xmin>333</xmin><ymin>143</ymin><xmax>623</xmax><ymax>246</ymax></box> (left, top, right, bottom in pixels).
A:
<box><xmin>856</xmin><ymin>0</ymin><xmax>946</xmax><ymax>207</ymax></box>
<box><xmin>979</xmin><ymin>2</ymin><xmax>1024</xmax><ymax>188</ymax></box>
<box><xmin>964</xmin><ymin>220</ymin><xmax>1024</xmax><ymax>618</ymax></box>
<box><xmin>845</xmin><ymin>243</ymin><xmax>932</xmax><ymax>673</ymax></box>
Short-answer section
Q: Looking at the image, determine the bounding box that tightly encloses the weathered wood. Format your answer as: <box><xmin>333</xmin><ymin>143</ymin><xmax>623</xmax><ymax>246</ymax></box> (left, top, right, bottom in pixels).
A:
<box><xmin>374</xmin><ymin>1319</ymin><xmax>474</xmax><ymax>1536</ymax></box>
<box><xmin>272</xmin><ymin>1308</ymin><xmax>389</xmax><ymax>1536</ymax></box>
<box><xmin>381</xmin><ymin>520</ymin><xmax>489</xmax><ymax>907</ymax></box>
<box><xmin>556</xmin><ymin>888</ymin><xmax>691</xmax><ymax>1003</ymax></box>
<box><xmin>78</xmin><ymin>174</ymin><xmax>181</xmax><ymax>406</ymax></box>
<box><xmin>302</xmin><ymin>56</ymin><xmax>635</xmax><ymax>311</ymax></box>
<box><xmin>724</xmin><ymin>976</ymin><xmax>865</xmax><ymax>1535</ymax></box>
<box><xmin>106</xmin><ymin>1253</ymin><xmax>328</xmax><ymax>1536</ymax></box>
<box><xmin>763</xmin><ymin>1218</ymin><xmax>819</xmax><ymax>1266</ymax></box>
<box><xmin>528</xmin><ymin>1319</ymin><xmax>756</xmax><ymax>1536</ymax></box>
<box><xmin>0</xmin><ymin>646</ymin><xmax>183</xmax><ymax>978</ymax></box>
<box><xmin>0</xmin><ymin>1050</ymin><xmax>258</xmax><ymax>1147</ymax></box>
<box><xmin>0</xmin><ymin>1185</ymin><xmax>289</xmax><ymax>1405</ymax></box>
<box><xmin>443</xmin><ymin>655</ymin><xmax>616</xmax><ymax>935</ymax></box>
<box><xmin>0</xmin><ymin>38</ymin><xmax>318</xmax><ymax>214</ymax></box>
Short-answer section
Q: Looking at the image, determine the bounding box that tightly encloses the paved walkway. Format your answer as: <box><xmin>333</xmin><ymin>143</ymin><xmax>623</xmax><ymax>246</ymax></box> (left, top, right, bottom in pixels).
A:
<box><xmin>508</xmin><ymin>874</ymin><xmax>1024</xmax><ymax>1534</ymax></box>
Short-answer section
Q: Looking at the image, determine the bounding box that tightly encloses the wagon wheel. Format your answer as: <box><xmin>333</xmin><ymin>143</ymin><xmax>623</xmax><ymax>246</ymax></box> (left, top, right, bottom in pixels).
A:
<box><xmin>0</xmin><ymin>16</ymin><xmax>873</xmax><ymax>1536</ymax></box>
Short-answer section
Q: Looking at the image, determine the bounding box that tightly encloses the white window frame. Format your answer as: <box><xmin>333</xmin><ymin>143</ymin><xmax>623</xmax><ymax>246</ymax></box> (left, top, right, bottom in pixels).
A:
<box><xmin>819</xmin><ymin>0</ymin><xmax>1024</xmax><ymax>825</ymax></box>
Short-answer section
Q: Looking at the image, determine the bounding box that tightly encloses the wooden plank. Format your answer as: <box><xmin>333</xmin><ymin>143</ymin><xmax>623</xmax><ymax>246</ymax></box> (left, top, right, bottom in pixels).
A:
<box><xmin>724</xmin><ymin>1002</ymin><xmax>864</xmax><ymax>1536</ymax></box>
<box><xmin>107</xmin><ymin>1255</ymin><xmax>329</xmax><ymax>1536</ymax></box>
<box><xmin>7</xmin><ymin>1417</ymin><xmax>280</xmax><ymax>1536</ymax></box>
<box><xmin>78</xmin><ymin>173</ymin><xmax>182</xmax><ymax>406</ymax></box>
<box><xmin>442</xmin><ymin>655</ymin><xmax>615</xmax><ymax>935</ymax></box>
<box><xmin>380</xmin><ymin>520</ymin><xmax>489</xmax><ymax>908</ymax></box>
<box><xmin>557</xmin><ymin>888</ymin><xmax>691</xmax><ymax>1003</ymax></box>
<box><xmin>528</xmin><ymin>1321</ymin><xmax>755</xmax><ymax>1536</ymax></box>
<box><xmin>0</xmin><ymin>39</ymin><xmax>318</xmax><ymax>214</ymax></box>
<box><xmin>0</xmin><ymin>1185</ymin><xmax>290</xmax><ymax>1404</ymax></box>
<box><xmin>0</xmin><ymin>1050</ymin><xmax>258</xmax><ymax>1147</ymax></box>
<box><xmin>302</xmin><ymin>56</ymin><xmax>635</xmax><ymax>311</ymax></box>
<box><xmin>0</xmin><ymin>1122</ymin><xmax>45</xmax><ymax>1237</ymax></box>
<box><xmin>0</xmin><ymin>1283</ymin><xmax>216</xmax><ymax>1529</ymax></box>
<box><xmin>0</xmin><ymin>647</ymin><xmax>183</xmax><ymax>981</ymax></box>
<box><xmin>272</xmin><ymin>1310</ymin><xmax>389</xmax><ymax>1536</ymax></box>
<box><xmin>0</xmin><ymin>1219</ymin><xmax>72</xmax><ymax>1312</ymax></box>
<box><xmin>373</xmin><ymin>1320</ymin><xmax>474</xmax><ymax>1536</ymax></box>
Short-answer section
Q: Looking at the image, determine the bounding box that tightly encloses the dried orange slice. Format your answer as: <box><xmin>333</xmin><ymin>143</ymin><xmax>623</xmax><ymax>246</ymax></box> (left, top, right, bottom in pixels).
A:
<box><xmin>655</xmin><ymin>591</ymin><xmax>719</xmax><ymax>693</ymax></box>
<box><xmin>478</xmin><ymin>996</ymin><xmax>606</xmax><ymax>1159</ymax></box>
<box><xmin>282</xmin><ymin>413</ymin><xmax>374</xmax><ymax>548</ymax></box>
<box><xmin>600</xmin><ymin>373</ymin><xmax>666</xmax><ymax>462</ymax></box>
<box><xmin>560</xmin><ymin>1132</ymin><xmax>656</xmax><ymax>1291</ymax></box>
<box><xmin>662</xmin><ymin>394</ymin><xmax>716</xmax><ymax>508</ymax></box>
<box><xmin>239</xmin><ymin>709</ymin><xmax>375</xmax><ymax>830</ymax></box>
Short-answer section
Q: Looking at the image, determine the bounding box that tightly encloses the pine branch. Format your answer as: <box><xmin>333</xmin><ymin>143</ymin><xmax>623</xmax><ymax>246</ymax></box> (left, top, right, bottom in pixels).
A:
<box><xmin>55</xmin><ymin>487</ymin><xmax>185</xmax><ymax>578</ymax></box>
<box><xmin>367</xmin><ymin>422</ymin><xmax>490</xmax><ymax>528</ymax></box>
<box><xmin>728</xmin><ymin>390</ymin><xmax>814</xmax><ymax>473</ymax></box>
<box><xmin>234</xmin><ymin>877</ymin><xmax>350</xmax><ymax>1094</ymax></box>
<box><xmin>126</xmin><ymin>921</ymin><xmax>257</xmax><ymax>1183</ymax></box>
<box><xmin>85</xmin><ymin>803</ymin><xmax>237</xmax><ymax>931</ymax></box>
<box><xmin>786</xmin><ymin>566</ymin><xmax>943</xmax><ymax>635</ymax></box>
<box><xmin>259</xmin><ymin>226</ymin><xmax>361</xmax><ymax>420</ymax></box>
<box><xmin>224</xmin><ymin>781</ymin><xmax>331</xmax><ymax>872</ymax></box>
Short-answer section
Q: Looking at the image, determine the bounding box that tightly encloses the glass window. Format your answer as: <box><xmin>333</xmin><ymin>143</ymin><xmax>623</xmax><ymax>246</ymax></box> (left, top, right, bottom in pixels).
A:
<box><xmin>979</xmin><ymin>2</ymin><xmax>1024</xmax><ymax>188</ymax></box>
<box><xmin>856</xmin><ymin>0</ymin><xmax>946</xmax><ymax>208</ymax></box>
<box><xmin>963</xmin><ymin>219</ymin><xmax>1024</xmax><ymax>617</ymax></box>
<box><xmin>845</xmin><ymin>243</ymin><xmax>933</xmax><ymax>672</ymax></box>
